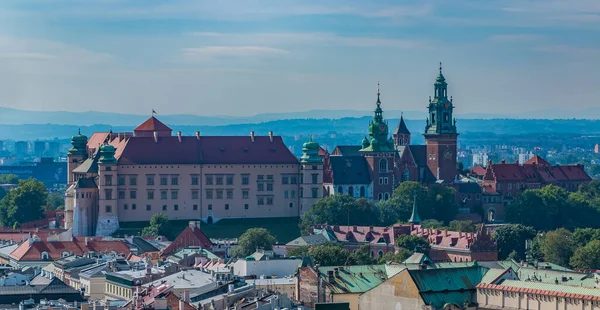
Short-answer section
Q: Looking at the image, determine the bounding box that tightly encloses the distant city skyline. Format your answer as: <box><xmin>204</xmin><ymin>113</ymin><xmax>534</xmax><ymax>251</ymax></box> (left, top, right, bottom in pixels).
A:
<box><xmin>0</xmin><ymin>0</ymin><xmax>598</xmax><ymax>117</ymax></box>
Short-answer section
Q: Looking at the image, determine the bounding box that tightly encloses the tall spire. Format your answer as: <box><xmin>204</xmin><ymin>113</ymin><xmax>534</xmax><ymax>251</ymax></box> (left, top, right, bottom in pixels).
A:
<box><xmin>376</xmin><ymin>81</ymin><xmax>381</xmax><ymax>106</ymax></box>
<box><xmin>439</xmin><ymin>61</ymin><xmax>443</xmax><ymax>75</ymax></box>
<box><xmin>409</xmin><ymin>193</ymin><xmax>421</xmax><ymax>224</ymax></box>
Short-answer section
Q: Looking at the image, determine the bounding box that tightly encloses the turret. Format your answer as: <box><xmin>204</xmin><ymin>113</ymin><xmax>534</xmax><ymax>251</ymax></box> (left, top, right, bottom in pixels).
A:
<box><xmin>393</xmin><ymin>114</ymin><xmax>411</xmax><ymax>147</ymax></box>
<box><xmin>360</xmin><ymin>83</ymin><xmax>395</xmax><ymax>152</ymax></box>
<box><xmin>67</xmin><ymin>129</ymin><xmax>88</xmax><ymax>183</ymax></box>
<box><xmin>300</xmin><ymin>136</ymin><xmax>323</xmax><ymax>216</ymax></box>
<box><xmin>96</xmin><ymin>144</ymin><xmax>120</xmax><ymax>236</ymax></box>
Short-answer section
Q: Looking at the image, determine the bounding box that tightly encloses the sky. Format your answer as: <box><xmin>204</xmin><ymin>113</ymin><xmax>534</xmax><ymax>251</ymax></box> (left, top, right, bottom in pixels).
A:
<box><xmin>0</xmin><ymin>0</ymin><xmax>599</xmax><ymax>117</ymax></box>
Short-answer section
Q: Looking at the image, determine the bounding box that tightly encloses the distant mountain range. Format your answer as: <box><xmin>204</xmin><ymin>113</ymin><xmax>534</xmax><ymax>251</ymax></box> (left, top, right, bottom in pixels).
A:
<box><xmin>1</xmin><ymin>106</ymin><xmax>600</xmax><ymax>127</ymax></box>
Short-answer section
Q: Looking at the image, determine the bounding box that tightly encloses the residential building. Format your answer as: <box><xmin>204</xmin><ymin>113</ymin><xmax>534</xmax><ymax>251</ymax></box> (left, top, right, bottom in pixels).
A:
<box><xmin>64</xmin><ymin>119</ymin><xmax>324</xmax><ymax>237</ymax></box>
<box><xmin>161</xmin><ymin>222</ymin><xmax>213</xmax><ymax>257</ymax></box>
<box><xmin>34</xmin><ymin>141</ymin><xmax>46</xmax><ymax>157</ymax></box>
<box><xmin>143</xmin><ymin>269</ymin><xmax>224</xmax><ymax>297</ymax></box>
<box><xmin>231</xmin><ymin>255</ymin><xmax>302</xmax><ymax>278</ymax></box>
<box><xmin>104</xmin><ymin>263</ymin><xmax>180</xmax><ymax>300</ymax></box>
<box><xmin>14</xmin><ymin>141</ymin><xmax>28</xmax><ymax>155</ymax></box>
<box><xmin>251</xmin><ymin>277</ymin><xmax>297</xmax><ymax>300</ymax></box>
<box><xmin>0</xmin><ymin>277</ymin><xmax>85</xmax><ymax>304</ymax></box>
<box><xmin>472</xmin><ymin>152</ymin><xmax>489</xmax><ymax>168</ymax></box>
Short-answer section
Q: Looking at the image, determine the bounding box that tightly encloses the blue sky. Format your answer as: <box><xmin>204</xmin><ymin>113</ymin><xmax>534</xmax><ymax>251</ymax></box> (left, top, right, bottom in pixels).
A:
<box><xmin>0</xmin><ymin>0</ymin><xmax>598</xmax><ymax>117</ymax></box>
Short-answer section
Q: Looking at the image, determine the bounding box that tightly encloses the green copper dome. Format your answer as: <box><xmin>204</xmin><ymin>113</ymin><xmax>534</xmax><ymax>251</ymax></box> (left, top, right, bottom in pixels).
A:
<box><xmin>68</xmin><ymin>129</ymin><xmax>88</xmax><ymax>156</ymax></box>
<box><xmin>360</xmin><ymin>84</ymin><xmax>395</xmax><ymax>152</ymax></box>
<box><xmin>362</xmin><ymin>137</ymin><xmax>370</xmax><ymax>149</ymax></box>
<box><xmin>300</xmin><ymin>136</ymin><xmax>322</xmax><ymax>164</ymax></box>
<box><xmin>98</xmin><ymin>144</ymin><xmax>117</xmax><ymax>164</ymax></box>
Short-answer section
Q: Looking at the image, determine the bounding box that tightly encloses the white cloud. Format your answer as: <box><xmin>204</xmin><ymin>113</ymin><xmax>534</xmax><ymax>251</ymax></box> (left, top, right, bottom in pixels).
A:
<box><xmin>181</xmin><ymin>46</ymin><xmax>290</xmax><ymax>60</ymax></box>
<box><xmin>0</xmin><ymin>52</ymin><xmax>56</xmax><ymax>60</ymax></box>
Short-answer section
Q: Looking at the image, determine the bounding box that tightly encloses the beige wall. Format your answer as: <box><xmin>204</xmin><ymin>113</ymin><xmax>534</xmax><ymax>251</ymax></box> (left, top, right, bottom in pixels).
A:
<box><xmin>358</xmin><ymin>269</ymin><xmax>424</xmax><ymax>310</ymax></box>
<box><xmin>105</xmin><ymin>282</ymin><xmax>133</xmax><ymax>300</ymax></box>
<box><xmin>81</xmin><ymin>276</ymin><xmax>106</xmax><ymax>300</ymax></box>
<box><xmin>333</xmin><ymin>293</ymin><xmax>360</xmax><ymax>310</ymax></box>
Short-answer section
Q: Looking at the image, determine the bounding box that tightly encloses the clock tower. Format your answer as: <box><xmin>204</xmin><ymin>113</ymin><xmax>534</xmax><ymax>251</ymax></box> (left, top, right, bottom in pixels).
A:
<box><xmin>424</xmin><ymin>63</ymin><xmax>458</xmax><ymax>182</ymax></box>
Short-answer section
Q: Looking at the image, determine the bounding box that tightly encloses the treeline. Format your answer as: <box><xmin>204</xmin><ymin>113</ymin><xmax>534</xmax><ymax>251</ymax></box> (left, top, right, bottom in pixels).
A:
<box><xmin>300</xmin><ymin>181</ymin><xmax>458</xmax><ymax>232</ymax></box>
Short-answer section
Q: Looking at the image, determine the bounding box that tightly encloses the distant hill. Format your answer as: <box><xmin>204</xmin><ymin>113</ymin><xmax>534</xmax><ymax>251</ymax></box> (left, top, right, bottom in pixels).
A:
<box><xmin>2</xmin><ymin>106</ymin><xmax>599</xmax><ymax>127</ymax></box>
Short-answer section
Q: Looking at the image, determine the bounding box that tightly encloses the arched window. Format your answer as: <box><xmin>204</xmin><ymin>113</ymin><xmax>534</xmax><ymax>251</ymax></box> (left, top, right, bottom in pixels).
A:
<box><xmin>370</xmin><ymin>251</ymin><xmax>374</xmax><ymax>257</ymax></box>
<box><xmin>360</xmin><ymin>186</ymin><xmax>365</xmax><ymax>198</ymax></box>
<box><xmin>379</xmin><ymin>159</ymin><xmax>388</xmax><ymax>173</ymax></box>
<box><xmin>378</xmin><ymin>250</ymin><xmax>383</xmax><ymax>257</ymax></box>
<box><xmin>383</xmin><ymin>193</ymin><xmax>389</xmax><ymax>200</ymax></box>
<box><xmin>348</xmin><ymin>186</ymin><xmax>354</xmax><ymax>197</ymax></box>
<box><xmin>378</xmin><ymin>193</ymin><xmax>383</xmax><ymax>200</ymax></box>
<box><xmin>61</xmin><ymin>251</ymin><xmax>70</xmax><ymax>258</ymax></box>
<box><xmin>403</xmin><ymin>170</ymin><xmax>410</xmax><ymax>182</ymax></box>
<box><xmin>41</xmin><ymin>252</ymin><xmax>50</xmax><ymax>260</ymax></box>
<box><xmin>337</xmin><ymin>186</ymin><xmax>343</xmax><ymax>194</ymax></box>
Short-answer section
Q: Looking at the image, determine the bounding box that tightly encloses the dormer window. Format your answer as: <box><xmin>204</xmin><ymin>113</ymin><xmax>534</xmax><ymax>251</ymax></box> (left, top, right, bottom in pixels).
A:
<box><xmin>62</xmin><ymin>251</ymin><xmax>70</xmax><ymax>258</ymax></box>
<box><xmin>41</xmin><ymin>252</ymin><xmax>50</xmax><ymax>260</ymax></box>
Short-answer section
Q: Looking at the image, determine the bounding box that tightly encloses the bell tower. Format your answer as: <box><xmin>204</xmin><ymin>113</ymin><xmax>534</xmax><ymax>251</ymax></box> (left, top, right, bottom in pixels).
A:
<box><xmin>424</xmin><ymin>63</ymin><xmax>458</xmax><ymax>182</ymax></box>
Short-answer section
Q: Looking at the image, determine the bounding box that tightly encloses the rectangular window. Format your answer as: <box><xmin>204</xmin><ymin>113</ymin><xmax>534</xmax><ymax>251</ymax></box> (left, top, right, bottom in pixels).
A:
<box><xmin>162</xmin><ymin>205</ymin><xmax>167</xmax><ymax>211</ymax></box>
<box><xmin>290</xmin><ymin>202</ymin><xmax>293</xmax><ymax>208</ymax></box>
<box><xmin>171</xmin><ymin>176</ymin><xmax>178</xmax><ymax>186</ymax></box>
<box><xmin>146</xmin><ymin>175</ymin><xmax>154</xmax><ymax>186</ymax></box>
<box><xmin>193</xmin><ymin>204</ymin><xmax>198</xmax><ymax>211</ymax></box>
<box><xmin>208</xmin><ymin>204</ymin><xmax>212</xmax><ymax>210</ymax></box>
<box><xmin>216</xmin><ymin>190</ymin><xmax>223</xmax><ymax>199</ymax></box>
<box><xmin>384</xmin><ymin>177</ymin><xmax>389</xmax><ymax>185</ymax></box>
<box><xmin>160</xmin><ymin>175</ymin><xmax>168</xmax><ymax>186</ymax></box>
<box><xmin>290</xmin><ymin>176</ymin><xmax>297</xmax><ymax>184</ymax></box>
<box><xmin>105</xmin><ymin>175</ymin><xmax>112</xmax><ymax>186</ymax></box>
<box><xmin>105</xmin><ymin>189</ymin><xmax>112</xmax><ymax>200</ymax></box>
<box><xmin>291</xmin><ymin>190</ymin><xmax>296</xmax><ymax>198</ymax></box>
<box><xmin>300</xmin><ymin>174</ymin><xmax>304</xmax><ymax>184</ymax></box>
<box><xmin>379</xmin><ymin>177</ymin><xmax>383</xmax><ymax>185</ymax></box>
<box><xmin>282</xmin><ymin>176</ymin><xmax>289</xmax><ymax>184</ymax></box>
<box><xmin>226</xmin><ymin>175</ymin><xmax>234</xmax><ymax>185</ymax></box>
<box><xmin>191</xmin><ymin>175</ymin><xmax>199</xmax><ymax>186</ymax></box>
<box><xmin>206</xmin><ymin>190</ymin><xmax>213</xmax><ymax>199</ymax></box>
<box><xmin>161</xmin><ymin>190</ymin><xmax>167</xmax><ymax>200</ymax></box>
<box><xmin>174</xmin><ymin>205</ymin><xmax>179</xmax><ymax>211</ymax></box>
<box><xmin>266</xmin><ymin>183</ymin><xmax>273</xmax><ymax>191</ymax></box>
<box><xmin>257</xmin><ymin>197</ymin><xmax>265</xmax><ymax>205</ymax></box>
<box><xmin>147</xmin><ymin>191</ymin><xmax>154</xmax><ymax>200</ymax></box>
<box><xmin>146</xmin><ymin>205</ymin><xmax>151</xmax><ymax>211</ymax></box>
<box><xmin>171</xmin><ymin>191</ymin><xmax>178</xmax><ymax>200</ymax></box>
<box><xmin>244</xmin><ymin>203</ymin><xmax>249</xmax><ymax>209</ymax></box>
<box><xmin>242</xmin><ymin>175</ymin><xmax>249</xmax><ymax>185</ymax></box>
<box><xmin>300</xmin><ymin>188</ymin><xmax>304</xmax><ymax>198</ymax></box>
<box><xmin>226</xmin><ymin>190</ymin><xmax>233</xmax><ymax>199</ymax></box>
<box><xmin>266</xmin><ymin>196</ymin><xmax>274</xmax><ymax>205</ymax></box>
<box><xmin>105</xmin><ymin>205</ymin><xmax>112</xmax><ymax>213</ymax></box>
<box><xmin>267</xmin><ymin>175</ymin><xmax>273</xmax><ymax>180</ymax></box>
<box><xmin>312</xmin><ymin>174</ymin><xmax>318</xmax><ymax>184</ymax></box>
<box><xmin>216</xmin><ymin>175</ymin><xmax>223</xmax><ymax>185</ymax></box>
<box><xmin>225</xmin><ymin>204</ymin><xmax>229</xmax><ymax>210</ymax></box>
<box><xmin>258</xmin><ymin>183</ymin><xmax>264</xmax><ymax>191</ymax></box>
<box><xmin>129</xmin><ymin>176</ymin><xmax>137</xmax><ymax>186</ymax></box>
<box><xmin>312</xmin><ymin>188</ymin><xmax>318</xmax><ymax>198</ymax></box>
<box><xmin>192</xmin><ymin>190</ymin><xmax>199</xmax><ymax>199</ymax></box>
<box><xmin>118</xmin><ymin>175</ymin><xmax>126</xmax><ymax>186</ymax></box>
<box><xmin>242</xmin><ymin>190</ymin><xmax>249</xmax><ymax>199</ymax></box>
<box><xmin>130</xmin><ymin>190</ymin><xmax>137</xmax><ymax>199</ymax></box>
<box><xmin>258</xmin><ymin>175</ymin><xmax>264</xmax><ymax>180</ymax></box>
<box><xmin>284</xmin><ymin>190</ymin><xmax>289</xmax><ymax>198</ymax></box>
<box><xmin>124</xmin><ymin>204</ymin><xmax>128</xmax><ymax>210</ymax></box>
<box><xmin>206</xmin><ymin>175</ymin><xmax>213</xmax><ymax>185</ymax></box>
<box><xmin>118</xmin><ymin>191</ymin><xmax>125</xmax><ymax>200</ymax></box>
<box><xmin>508</xmin><ymin>183</ymin><xmax>512</xmax><ymax>190</ymax></box>
<box><xmin>132</xmin><ymin>204</ymin><xmax>136</xmax><ymax>210</ymax></box>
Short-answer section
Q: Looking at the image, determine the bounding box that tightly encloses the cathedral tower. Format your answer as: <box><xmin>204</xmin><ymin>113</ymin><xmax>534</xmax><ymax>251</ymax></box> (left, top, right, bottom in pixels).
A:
<box><xmin>424</xmin><ymin>63</ymin><xmax>458</xmax><ymax>182</ymax></box>
<box><xmin>299</xmin><ymin>136</ymin><xmax>323</xmax><ymax>215</ymax></box>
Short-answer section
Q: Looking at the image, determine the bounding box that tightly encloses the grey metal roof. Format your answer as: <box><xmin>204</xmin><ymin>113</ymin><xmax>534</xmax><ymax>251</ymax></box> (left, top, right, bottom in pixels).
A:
<box><xmin>329</xmin><ymin>156</ymin><xmax>371</xmax><ymax>185</ymax></box>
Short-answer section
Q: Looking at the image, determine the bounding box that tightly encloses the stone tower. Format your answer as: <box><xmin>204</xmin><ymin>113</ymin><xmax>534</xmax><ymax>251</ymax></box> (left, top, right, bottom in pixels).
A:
<box><xmin>96</xmin><ymin>144</ymin><xmax>120</xmax><ymax>236</ymax></box>
<box><xmin>424</xmin><ymin>63</ymin><xmax>458</xmax><ymax>182</ymax></box>
<box><xmin>67</xmin><ymin>130</ymin><xmax>88</xmax><ymax>183</ymax></box>
<box><xmin>360</xmin><ymin>84</ymin><xmax>396</xmax><ymax>201</ymax></box>
<box><xmin>299</xmin><ymin>136</ymin><xmax>323</xmax><ymax>215</ymax></box>
<box><xmin>393</xmin><ymin>114</ymin><xmax>411</xmax><ymax>147</ymax></box>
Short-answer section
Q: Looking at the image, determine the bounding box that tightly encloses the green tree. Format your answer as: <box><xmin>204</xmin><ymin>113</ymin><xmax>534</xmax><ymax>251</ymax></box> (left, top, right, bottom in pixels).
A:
<box><xmin>287</xmin><ymin>246</ymin><xmax>309</xmax><ymax>257</ymax></box>
<box><xmin>493</xmin><ymin>224</ymin><xmax>537</xmax><ymax>260</ymax></box>
<box><xmin>0</xmin><ymin>178</ymin><xmax>47</xmax><ymax>227</ymax></box>
<box><xmin>348</xmin><ymin>245</ymin><xmax>377</xmax><ymax>265</ymax></box>
<box><xmin>448</xmin><ymin>220</ymin><xmax>476</xmax><ymax>233</ymax></box>
<box><xmin>378</xmin><ymin>248</ymin><xmax>412</xmax><ymax>264</ymax></box>
<box><xmin>300</xmin><ymin>195</ymin><xmax>378</xmax><ymax>232</ymax></box>
<box><xmin>429</xmin><ymin>184</ymin><xmax>458</xmax><ymax>223</ymax></box>
<box><xmin>506</xmin><ymin>185</ymin><xmax>571</xmax><ymax>230</ymax></box>
<box><xmin>231</xmin><ymin>228</ymin><xmax>276</xmax><ymax>258</ymax></box>
<box><xmin>0</xmin><ymin>174</ymin><xmax>19</xmax><ymax>184</ymax></box>
<box><xmin>141</xmin><ymin>213</ymin><xmax>173</xmax><ymax>239</ymax></box>
<box><xmin>570</xmin><ymin>240</ymin><xmax>600</xmax><ymax>270</ymax></box>
<box><xmin>541</xmin><ymin>228</ymin><xmax>574</xmax><ymax>267</ymax></box>
<box><xmin>396</xmin><ymin>235</ymin><xmax>430</xmax><ymax>253</ymax></box>
<box><xmin>572</xmin><ymin>228</ymin><xmax>600</xmax><ymax>248</ymax></box>
<box><xmin>308</xmin><ymin>243</ymin><xmax>350</xmax><ymax>266</ymax></box>
<box><xmin>420</xmin><ymin>219</ymin><xmax>444</xmax><ymax>229</ymax></box>
<box><xmin>377</xmin><ymin>182</ymin><xmax>432</xmax><ymax>225</ymax></box>
<box><xmin>45</xmin><ymin>192</ymin><xmax>64</xmax><ymax>211</ymax></box>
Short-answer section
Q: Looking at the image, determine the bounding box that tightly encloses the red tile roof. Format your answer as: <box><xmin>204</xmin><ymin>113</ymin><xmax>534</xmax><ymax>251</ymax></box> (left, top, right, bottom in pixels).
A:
<box><xmin>134</xmin><ymin>116</ymin><xmax>172</xmax><ymax>132</ymax></box>
<box><xmin>0</xmin><ymin>229</ymin><xmax>66</xmax><ymax>243</ymax></box>
<box><xmin>524</xmin><ymin>155</ymin><xmax>550</xmax><ymax>165</ymax></box>
<box><xmin>484</xmin><ymin>156</ymin><xmax>590</xmax><ymax>184</ymax></box>
<box><xmin>118</xmin><ymin>135</ymin><xmax>298</xmax><ymax>165</ymax></box>
<box><xmin>470</xmin><ymin>166</ymin><xmax>486</xmax><ymax>177</ymax></box>
<box><xmin>9</xmin><ymin>239</ymin><xmax>131</xmax><ymax>261</ymax></box>
<box><xmin>161</xmin><ymin>225</ymin><xmax>213</xmax><ymax>257</ymax></box>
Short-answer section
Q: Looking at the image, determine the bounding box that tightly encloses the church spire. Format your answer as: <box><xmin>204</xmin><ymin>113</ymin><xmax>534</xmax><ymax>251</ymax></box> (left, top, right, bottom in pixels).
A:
<box><xmin>409</xmin><ymin>194</ymin><xmax>421</xmax><ymax>224</ymax></box>
<box><xmin>374</xmin><ymin>81</ymin><xmax>383</xmax><ymax>122</ymax></box>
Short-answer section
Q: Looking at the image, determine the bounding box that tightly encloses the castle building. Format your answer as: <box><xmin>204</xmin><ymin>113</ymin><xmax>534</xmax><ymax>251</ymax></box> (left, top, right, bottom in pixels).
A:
<box><xmin>64</xmin><ymin>118</ymin><xmax>323</xmax><ymax>236</ymax></box>
<box><xmin>322</xmin><ymin>64</ymin><xmax>460</xmax><ymax>202</ymax></box>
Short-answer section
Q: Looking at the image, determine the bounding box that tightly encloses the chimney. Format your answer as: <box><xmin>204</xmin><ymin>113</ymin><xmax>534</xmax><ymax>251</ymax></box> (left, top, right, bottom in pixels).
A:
<box><xmin>250</xmin><ymin>131</ymin><xmax>255</xmax><ymax>142</ymax></box>
<box><xmin>196</xmin><ymin>131</ymin><xmax>200</xmax><ymax>140</ymax></box>
<box><xmin>179</xmin><ymin>300</ymin><xmax>185</xmax><ymax>310</ymax></box>
<box><xmin>85</xmin><ymin>237</ymin><xmax>88</xmax><ymax>247</ymax></box>
<box><xmin>268</xmin><ymin>131</ymin><xmax>273</xmax><ymax>142</ymax></box>
<box><xmin>334</xmin><ymin>267</ymin><xmax>339</xmax><ymax>277</ymax></box>
<box><xmin>353</xmin><ymin>226</ymin><xmax>358</xmax><ymax>232</ymax></box>
<box><xmin>183</xmin><ymin>291</ymin><xmax>190</xmax><ymax>303</ymax></box>
<box><xmin>444</xmin><ymin>230</ymin><xmax>448</xmax><ymax>237</ymax></box>
<box><xmin>327</xmin><ymin>270</ymin><xmax>334</xmax><ymax>282</ymax></box>
<box><xmin>177</xmin><ymin>131</ymin><xmax>182</xmax><ymax>142</ymax></box>
<box><xmin>153</xmin><ymin>131</ymin><xmax>159</xmax><ymax>143</ymax></box>
<box><xmin>501</xmin><ymin>159</ymin><xmax>506</xmax><ymax>164</ymax></box>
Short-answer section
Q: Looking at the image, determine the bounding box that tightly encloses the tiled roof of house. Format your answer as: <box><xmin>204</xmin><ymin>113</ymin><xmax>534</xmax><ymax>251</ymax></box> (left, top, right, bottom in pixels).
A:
<box><xmin>470</xmin><ymin>165</ymin><xmax>486</xmax><ymax>176</ymax></box>
<box><xmin>134</xmin><ymin>116</ymin><xmax>172</xmax><ymax>132</ymax></box>
<box><xmin>484</xmin><ymin>156</ymin><xmax>590</xmax><ymax>183</ymax></box>
<box><xmin>524</xmin><ymin>155</ymin><xmax>550</xmax><ymax>165</ymax></box>
<box><xmin>318</xmin><ymin>265</ymin><xmax>388</xmax><ymax>294</ymax></box>
<box><xmin>161</xmin><ymin>225</ymin><xmax>213</xmax><ymax>257</ymax></box>
<box><xmin>329</xmin><ymin>156</ymin><xmax>372</xmax><ymax>185</ymax></box>
<box><xmin>9</xmin><ymin>239</ymin><xmax>131</xmax><ymax>261</ymax></box>
<box><xmin>311</xmin><ymin>225</ymin><xmax>399</xmax><ymax>245</ymax></box>
<box><xmin>478</xmin><ymin>280</ymin><xmax>600</xmax><ymax>300</ymax></box>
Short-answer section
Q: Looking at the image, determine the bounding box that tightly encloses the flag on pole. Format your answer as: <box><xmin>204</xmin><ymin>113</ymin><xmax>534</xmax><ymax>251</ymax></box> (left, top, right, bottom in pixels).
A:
<box><xmin>535</xmin><ymin>147</ymin><xmax>541</xmax><ymax>151</ymax></box>
<box><xmin>152</xmin><ymin>109</ymin><xmax>157</xmax><ymax>115</ymax></box>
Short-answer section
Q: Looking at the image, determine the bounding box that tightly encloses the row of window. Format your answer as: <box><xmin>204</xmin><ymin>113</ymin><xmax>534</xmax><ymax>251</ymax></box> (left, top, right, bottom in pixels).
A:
<box><xmin>112</xmin><ymin>201</ymin><xmax>296</xmax><ymax>212</ymax></box>
<box><xmin>104</xmin><ymin>188</ymin><xmax>318</xmax><ymax>201</ymax></box>
<box><xmin>105</xmin><ymin>173</ymin><xmax>320</xmax><ymax>188</ymax></box>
